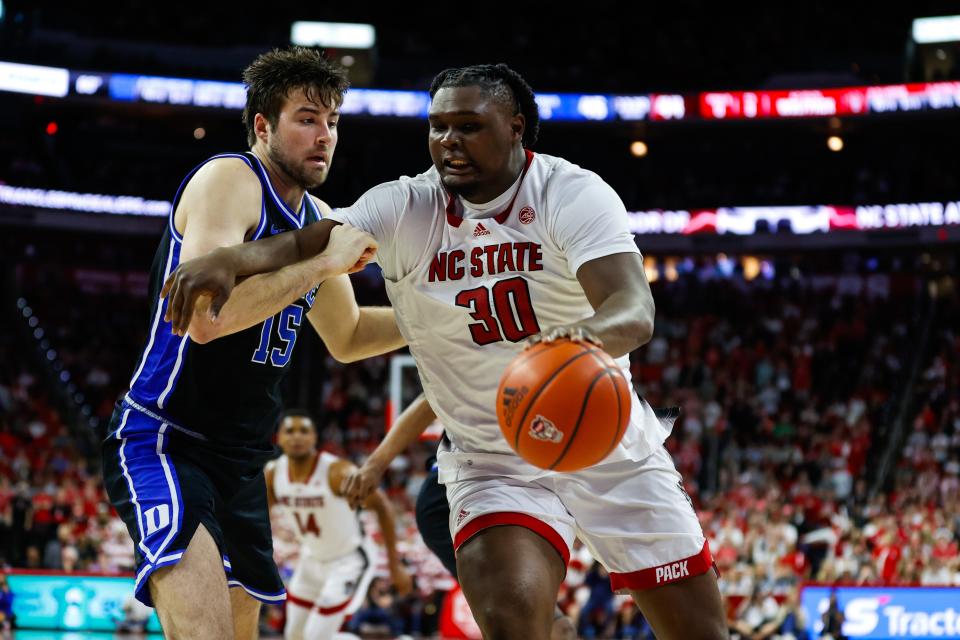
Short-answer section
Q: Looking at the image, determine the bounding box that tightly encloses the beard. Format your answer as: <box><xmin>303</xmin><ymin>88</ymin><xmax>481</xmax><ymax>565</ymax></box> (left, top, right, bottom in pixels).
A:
<box><xmin>268</xmin><ymin>136</ymin><xmax>327</xmax><ymax>190</ymax></box>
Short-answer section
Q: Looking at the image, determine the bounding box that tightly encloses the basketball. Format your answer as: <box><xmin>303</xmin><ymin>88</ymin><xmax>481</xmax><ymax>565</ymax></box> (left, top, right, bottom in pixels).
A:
<box><xmin>496</xmin><ymin>339</ymin><xmax>632</xmax><ymax>472</ymax></box>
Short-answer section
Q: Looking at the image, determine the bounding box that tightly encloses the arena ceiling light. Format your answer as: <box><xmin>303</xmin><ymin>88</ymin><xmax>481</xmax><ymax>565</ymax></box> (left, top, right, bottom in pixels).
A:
<box><xmin>290</xmin><ymin>21</ymin><xmax>376</xmax><ymax>49</ymax></box>
<box><xmin>912</xmin><ymin>15</ymin><xmax>960</xmax><ymax>44</ymax></box>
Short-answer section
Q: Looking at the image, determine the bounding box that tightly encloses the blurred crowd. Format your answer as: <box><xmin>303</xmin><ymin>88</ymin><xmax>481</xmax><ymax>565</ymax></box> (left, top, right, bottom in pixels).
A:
<box><xmin>1</xmin><ymin>237</ymin><xmax>958</xmax><ymax>638</ymax></box>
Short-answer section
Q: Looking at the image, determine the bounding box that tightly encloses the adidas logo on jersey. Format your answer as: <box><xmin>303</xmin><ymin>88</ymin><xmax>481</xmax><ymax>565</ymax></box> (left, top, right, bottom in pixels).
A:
<box><xmin>473</xmin><ymin>223</ymin><xmax>491</xmax><ymax>237</ymax></box>
<box><xmin>456</xmin><ymin>508</ymin><xmax>470</xmax><ymax>526</ymax></box>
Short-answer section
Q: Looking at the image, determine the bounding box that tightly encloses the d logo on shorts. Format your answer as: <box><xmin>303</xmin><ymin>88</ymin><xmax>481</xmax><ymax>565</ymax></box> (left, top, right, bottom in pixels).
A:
<box><xmin>144</xmin><ymin>505</ymin><xmax>171</xmax><ymax>536</ymax></box>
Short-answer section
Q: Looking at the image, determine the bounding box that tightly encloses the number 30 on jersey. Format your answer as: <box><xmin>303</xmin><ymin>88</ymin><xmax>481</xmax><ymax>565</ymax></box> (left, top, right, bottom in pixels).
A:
<box><xmin>455</xmin><ymin>276</ymin><xmax>540</xmax><ymax>345</ymax></box>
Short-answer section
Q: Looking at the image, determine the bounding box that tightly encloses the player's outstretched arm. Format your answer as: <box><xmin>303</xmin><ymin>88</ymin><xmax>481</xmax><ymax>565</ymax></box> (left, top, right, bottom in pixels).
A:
<box><xmin>306</xmin><ymin>196</ymin><xmax>404</xmax><ymax>362</ymax></box>
<box><xmin>307</xmin><ymin>274</ymin><xmax>405</xmax><ymax>363</ymax></box>
<box><xmin>340</xmin><ymin>395</ymin><xmax>436</xmax><ymax>508</ymax></box>
<box><xmin>186</xmin><ymin>215</ymin><xmax>339</xmax><ymax>279</ymax></box>
<box><xmin>330</xmin><ymin>459</ymin><xmax>415</xmax><ymax>596</ymax></box>
<box><xmin>533</xmin><ymin>253</ymin><xmax>654</xmax><ymax>358</ymax></box>
<box><xmin>162</xmin><ymin>221</ymin><xmax>376</xmax><ymax>338</ymax></box>
<box><xmin>363</xmin><ymin>488</ymin><xmax>414</xmax><ymax>597</ymax></box>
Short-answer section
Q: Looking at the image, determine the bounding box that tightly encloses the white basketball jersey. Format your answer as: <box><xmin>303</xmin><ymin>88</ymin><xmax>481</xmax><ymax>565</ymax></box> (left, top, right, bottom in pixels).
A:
<box><xmin>330</xmin><ymin>152</ymin><xmax>673</xmax><ymax>481</ymax></box>
<box><xmin>271</xmin><ymin>452</ymin><xmax>362</xmax><ymax>560</ymax></box>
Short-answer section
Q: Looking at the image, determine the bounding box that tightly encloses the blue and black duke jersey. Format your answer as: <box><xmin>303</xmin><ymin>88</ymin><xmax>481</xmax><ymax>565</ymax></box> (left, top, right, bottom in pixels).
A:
<box><xmin>124</xmin><ymin>151</ymin><xmax>321</xmax><ymax>456</ymax></box>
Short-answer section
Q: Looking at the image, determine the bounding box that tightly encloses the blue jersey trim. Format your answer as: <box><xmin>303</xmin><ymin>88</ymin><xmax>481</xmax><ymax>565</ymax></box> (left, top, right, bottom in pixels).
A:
<box><xmin>227</xmin><ymin>580</ymin><xmax>287</xmax><ymax>603</ymax></box>
<box><xmin>305</xmin><ymin>193</ymin><xmax>324</xmax><ymax>221</ymax></box>
<box><xmin>129</xmin><ymin>241</ymin><xmax>186</xmax><ymax>402</ymax></box>
<box><xmin>248</xmin><ymin>153</ymin><xmax>305</xmax><ymax>229</ymax></box>
<box><xmin>114</xmin><ymin>408</ymin><xmax>184</xmax><ymax>566</ymax></box>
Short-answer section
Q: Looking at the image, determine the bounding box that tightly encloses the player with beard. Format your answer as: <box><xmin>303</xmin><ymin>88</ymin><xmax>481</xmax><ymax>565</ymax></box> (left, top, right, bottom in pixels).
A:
<box><xmin>101</xmin><ymin>48</ymin><xmax>405</xmax><ymax>639</ymax></box>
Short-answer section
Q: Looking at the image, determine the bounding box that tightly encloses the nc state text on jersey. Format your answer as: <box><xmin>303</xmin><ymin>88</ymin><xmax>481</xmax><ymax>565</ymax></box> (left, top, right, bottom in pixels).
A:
<box><xmin>276</xmin><ymin>495</ymin><xmax>326</xmax><ymax>508</ymax></box>
<box><xmin>428</xmin><ymin>242</ymin><xmax>544</xmax><ymax>282</ymax></box>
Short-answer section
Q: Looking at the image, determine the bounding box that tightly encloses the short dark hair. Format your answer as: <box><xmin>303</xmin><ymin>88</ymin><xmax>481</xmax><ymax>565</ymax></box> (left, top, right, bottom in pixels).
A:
<box><xmin>242</xmin><ymin>47</ymin><xmax>350</xmax><ymax>147</ymax></box>
<box><xmin>279</xmin><ymin>408</ymin><xmax>316</xmax><ymax>429</ymax></box>
<box><xmin>429</xmin><ymin>63</ymin><xmax>540</xmax><ymax>148</ymax></box>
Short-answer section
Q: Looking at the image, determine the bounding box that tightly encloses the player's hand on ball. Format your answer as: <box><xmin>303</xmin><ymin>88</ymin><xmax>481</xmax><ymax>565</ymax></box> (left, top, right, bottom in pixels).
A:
<box><xmin>525</xmin><ymin>325</ymin><xmax>603</xmax><ymax>350</ymax></box>
<box><xmin>340</xmin><ymin>462</ymin><xmax>384</xmax><ymax>510</ymax></box>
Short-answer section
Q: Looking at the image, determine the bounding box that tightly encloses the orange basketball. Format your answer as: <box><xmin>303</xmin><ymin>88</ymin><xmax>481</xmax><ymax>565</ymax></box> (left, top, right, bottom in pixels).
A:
<box><xmin>496</xmin><ymin>339</ymin><xmax>632</xmax><ymax>472</ymax></box>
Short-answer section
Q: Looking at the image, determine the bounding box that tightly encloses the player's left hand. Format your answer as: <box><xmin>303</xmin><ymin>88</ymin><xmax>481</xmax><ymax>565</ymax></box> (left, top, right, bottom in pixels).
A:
<box><xmin>341</xmin><ymin>462</ymin><xmax>385</xmax><ymax>510</ymax></box>
<box><xmin>525</xmin><ymin>324</ymin><xmax>603</xmax><ymax>349</ymax></box>
<box><xmin>390</xmin><ymin>563</ymin><xmax>414</xmax><ymax>597</ymax></box>
<box><xmin>161</xmin><ymin>247</ymin><xmax>238</xmax><ymax>335</ymax></box>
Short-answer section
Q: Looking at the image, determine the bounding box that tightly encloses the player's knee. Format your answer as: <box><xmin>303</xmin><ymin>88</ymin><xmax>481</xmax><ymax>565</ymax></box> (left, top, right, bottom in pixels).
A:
<box><xmin>458</xmin><ymin>533</ymin><xmax>560</xmax><ymax>637</ymax></box>
<box><xmin>478</xmin><ymin>607</ymin><xmax>548</xmax><ymax>639</ymax></box>
<box><xmin>470</xmin><ymin>584</ymin><xmax>553</xmax><ymax>637</ymax></box>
